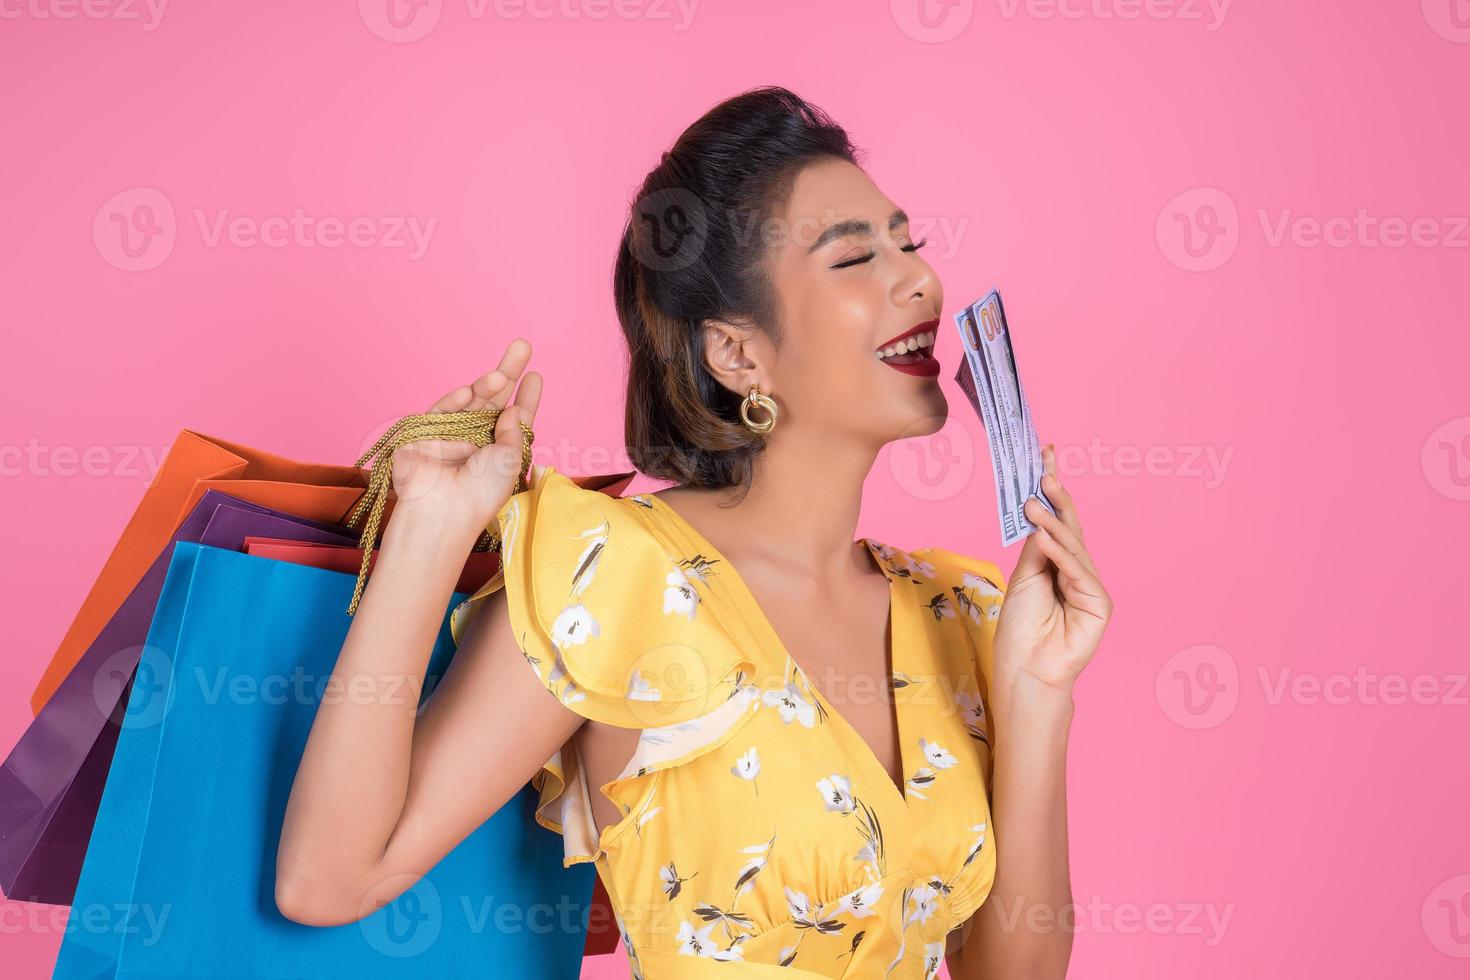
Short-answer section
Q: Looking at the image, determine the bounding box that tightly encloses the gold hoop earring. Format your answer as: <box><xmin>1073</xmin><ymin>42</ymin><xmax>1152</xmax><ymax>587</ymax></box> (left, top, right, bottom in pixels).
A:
<box><xmin>741</xmin><ymin>383</ymin><xmax>778</xmax><ymax>434</ymax></box>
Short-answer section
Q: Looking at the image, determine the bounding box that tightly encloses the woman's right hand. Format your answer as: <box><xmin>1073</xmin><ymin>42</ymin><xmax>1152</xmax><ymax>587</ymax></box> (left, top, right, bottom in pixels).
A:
<box><xmin>389</xmin><ymin>337</ymin><xmax>543</xmax><ymax>533</ymax></box>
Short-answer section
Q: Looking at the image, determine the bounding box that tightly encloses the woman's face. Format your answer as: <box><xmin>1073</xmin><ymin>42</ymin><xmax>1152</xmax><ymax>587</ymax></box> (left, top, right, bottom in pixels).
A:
<box><xmin>733</xmin><ymin>157</ymin><xmax>949</xmax><ymax>448</ymax></box>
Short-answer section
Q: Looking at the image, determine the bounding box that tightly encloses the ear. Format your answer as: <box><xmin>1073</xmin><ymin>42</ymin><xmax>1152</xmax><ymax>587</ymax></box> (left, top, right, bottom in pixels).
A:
<box><xmin>699</xmin><ymin>317</ymin><xmax>770</xmax><ymax>398</ymax></box>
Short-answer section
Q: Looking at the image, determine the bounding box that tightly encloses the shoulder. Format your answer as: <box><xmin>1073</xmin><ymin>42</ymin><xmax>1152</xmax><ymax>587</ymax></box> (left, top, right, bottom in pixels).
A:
<box><xmin>901</xmin><ymin>543</ymin><xmax>1009</xmax><ymax>625</ymax></box>
<box><xmin>492</xmin><ymin>466</ymin><xmax>752</xmax><ymax>730</ymax></box>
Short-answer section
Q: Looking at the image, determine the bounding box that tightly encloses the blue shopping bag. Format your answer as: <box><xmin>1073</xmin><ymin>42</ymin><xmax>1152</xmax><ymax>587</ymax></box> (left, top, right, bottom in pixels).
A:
<box><xmin>55</xmin><ymin>541</ymin><xmax>593</xmax><ymax>979</ymax></box>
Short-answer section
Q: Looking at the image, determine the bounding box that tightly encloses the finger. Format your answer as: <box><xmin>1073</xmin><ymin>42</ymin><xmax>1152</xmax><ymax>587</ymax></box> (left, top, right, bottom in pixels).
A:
<box><xmin>480</xmin><ymin>338</ymin><xmax>533</xmax><ymax>411</ymax></box>
<box><xmin>1026</xmin><ymin>496</ymin><xmax>1097</xmax><ymax>579</ymax></box>
<box><xmin>1009</xmin><ymin>518</ymin><xmax>1051</xmax><ymax>585</ymax></box>
<box><xmin>511</xmin><ymin>370</ymin><xmax>543</xmax><ymax>429</ymax></box>
<box><xmin>1041</xmin><ymin>443</ymin><xmax>1084</xmax><ymax>542</ymax></box>
<box><xmin>427</xmin><ymin>338</ymin><xmax>533</xmax><ymax>415</ymax></box>
<box><xmin>426</xmin><ymin>382</ymin><xmax>474</xmax><ymax>415</ymax></box>
<box><xmin>1032</xmin><ymin>525</ymin><xmax>1111</xmax><ymax>618</ymax></box>
<box><xmin>492</xmin><ymin>372</ymin><xmax>542</xmax><ymax>447</ymax></box>
<box><xmin>464</xmin><ymin>368</ymin><xmax>510</xmax><ymax>412</ymax></box>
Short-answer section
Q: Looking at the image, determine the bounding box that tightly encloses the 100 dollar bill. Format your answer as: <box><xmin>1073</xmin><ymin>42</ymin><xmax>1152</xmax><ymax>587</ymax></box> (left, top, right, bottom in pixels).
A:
<box><xmin>953</xmin><ymin>288</ymin><xmax>1056</xmax><ymax>547</ymax></box>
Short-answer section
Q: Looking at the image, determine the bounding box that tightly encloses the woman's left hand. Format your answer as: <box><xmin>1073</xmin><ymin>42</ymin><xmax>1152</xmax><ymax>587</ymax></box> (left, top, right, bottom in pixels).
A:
<box><xmin>992</xmin><ymin>443</ymin><xmax>1112</xmax><ymax>696</ymax></box>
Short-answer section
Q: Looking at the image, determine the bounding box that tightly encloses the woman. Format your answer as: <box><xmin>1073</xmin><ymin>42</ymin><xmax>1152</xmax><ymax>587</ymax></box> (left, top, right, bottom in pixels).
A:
<box><xmin>276</xmin><ymin>86</ymin><xmax>1111</xmax><ymax>979</ymax></box>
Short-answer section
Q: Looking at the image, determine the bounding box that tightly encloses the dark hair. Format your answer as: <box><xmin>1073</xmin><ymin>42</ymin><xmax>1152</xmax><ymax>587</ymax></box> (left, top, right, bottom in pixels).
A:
<box><xmin>616</xmin><ymin>85</ymin><xmax>861</xmax><ymax>498</ymax></box>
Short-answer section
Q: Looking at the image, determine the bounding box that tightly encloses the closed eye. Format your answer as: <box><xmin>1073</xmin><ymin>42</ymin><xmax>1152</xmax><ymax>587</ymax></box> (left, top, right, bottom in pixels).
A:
<box><xmin>830</xmin><ymin>238</ymin><xmax>928</xmax><ymax>270</ymax></box>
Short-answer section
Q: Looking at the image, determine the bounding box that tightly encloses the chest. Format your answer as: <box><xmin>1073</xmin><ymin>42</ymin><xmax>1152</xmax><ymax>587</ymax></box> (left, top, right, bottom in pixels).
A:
<box><xmin>743</xmin><ymin>569</ymin><xmax>903</xmax><ymax>785</ymax></box>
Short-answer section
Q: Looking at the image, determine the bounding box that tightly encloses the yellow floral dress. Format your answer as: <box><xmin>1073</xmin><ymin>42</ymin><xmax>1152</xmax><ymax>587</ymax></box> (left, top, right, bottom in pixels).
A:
<box><xmin>474</xmin><ymin>465</ymin><xmax>1007</xmax><ymax>979</ymax></box>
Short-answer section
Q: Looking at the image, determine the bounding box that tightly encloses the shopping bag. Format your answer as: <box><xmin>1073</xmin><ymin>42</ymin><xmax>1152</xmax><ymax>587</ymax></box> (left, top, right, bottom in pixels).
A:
<box><xmin>0</xmin><ymin>491</ymin><xmax>359</xmax><ymax>906</ymax></box>
<box><xmin>242</xmin><ymin>537</ymin><xmax>500</xmax><ymax>595</ymax></box>
<box><xmin>55</xmin><ymin>542</ymin><xmax>596</xmax><ymax>979</ymax></box>
<box><xmin>29</xmin><ymin>430</ymin><xmax>380</xmax><ymax>714</ymax></box>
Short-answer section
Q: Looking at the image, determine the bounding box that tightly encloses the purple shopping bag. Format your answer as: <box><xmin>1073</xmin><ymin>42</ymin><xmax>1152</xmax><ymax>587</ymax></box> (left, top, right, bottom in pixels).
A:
<box><xmin>0</xmin><ymin>491</ymin><xmax>359</xmax><ymax>906</ymax></box>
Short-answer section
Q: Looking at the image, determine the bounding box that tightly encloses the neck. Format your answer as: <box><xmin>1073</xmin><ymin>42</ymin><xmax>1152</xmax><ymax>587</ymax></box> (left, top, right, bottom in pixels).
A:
<box><xmin>687</xmin><ymin>425</ymin><xmax>880</xmax><ymax>580</ymax></box>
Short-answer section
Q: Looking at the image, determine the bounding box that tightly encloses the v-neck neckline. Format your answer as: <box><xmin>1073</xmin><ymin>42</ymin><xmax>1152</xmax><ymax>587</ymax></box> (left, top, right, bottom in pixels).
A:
<box><xmin>638</xmin><ymin>492</ymin><xmax>915</xmax><ymax>811</ymax></box>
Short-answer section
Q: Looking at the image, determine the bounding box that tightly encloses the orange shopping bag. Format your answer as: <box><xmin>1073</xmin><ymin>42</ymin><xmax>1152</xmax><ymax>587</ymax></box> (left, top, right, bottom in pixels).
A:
<box><xmin>29</xmin><ymin>429</ymin><xmax>376</xmax><ymax>714</ymax></box>
<box><xmin>29</xmin><ymin>425</ymin><xmax>634</xmax><ymax>714</ymax></box>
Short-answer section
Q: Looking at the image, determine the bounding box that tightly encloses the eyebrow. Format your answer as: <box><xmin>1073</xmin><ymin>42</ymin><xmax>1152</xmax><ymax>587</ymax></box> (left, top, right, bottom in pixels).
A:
<box><xmin>805</xmin><ymin>209</ymin><xmax>910</xmax><ymax>254</ymax></box>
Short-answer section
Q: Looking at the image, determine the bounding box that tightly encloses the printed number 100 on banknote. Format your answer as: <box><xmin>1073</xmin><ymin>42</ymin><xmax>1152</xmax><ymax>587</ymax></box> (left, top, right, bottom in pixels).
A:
<box><xmin>952</xmin><ymin>288</ymin><xmax>1056</xmax><ymax>547</ymax></box>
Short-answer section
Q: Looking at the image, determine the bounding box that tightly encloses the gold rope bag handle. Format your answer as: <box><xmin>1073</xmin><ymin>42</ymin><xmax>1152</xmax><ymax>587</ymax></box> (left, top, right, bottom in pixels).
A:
<box><xmin>341</xmin><ymin>408</ymin><xmax>534</xmax><ymax>614</ymax></box>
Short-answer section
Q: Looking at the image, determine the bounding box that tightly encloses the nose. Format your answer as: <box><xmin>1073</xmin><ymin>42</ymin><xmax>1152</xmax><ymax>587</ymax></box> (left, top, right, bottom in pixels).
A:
<box><xmin>891</xmin><ymin>240</ymin><xmax>940</xmax><ymax>311</ymax></box>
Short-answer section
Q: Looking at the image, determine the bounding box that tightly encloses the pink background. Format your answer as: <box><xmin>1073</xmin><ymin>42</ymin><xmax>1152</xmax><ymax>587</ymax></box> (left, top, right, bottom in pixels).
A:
<box><xmin>2</xmin><ymin>1</ymin><xmax>1468</xmax><ymax>977</ymax></box>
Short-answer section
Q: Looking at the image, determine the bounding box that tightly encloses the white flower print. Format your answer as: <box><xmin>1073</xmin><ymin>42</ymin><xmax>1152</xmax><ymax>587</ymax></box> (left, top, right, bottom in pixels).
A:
<box><xmin>956</xmin><ymin>690</ymin><xmax>990</xmax><ymax>744</ymax></box>
<box><xmin>733</xmin><ymin>833</ymin><xmax>776</xmax><ymax>896</ymax></box>
<box><xmin>919</xmin><ymin>737</ymin><xmax>959</xmax><ymax>770</ymax></box>
<box><xmin>659</xmin><ymin>861</ymin><xmax>698</xmax><ymax>900</ymax></box>
<box><xmin>569</xmin><ymin>519</ymin><xmax>609</xmax><ymax>600</ymax></box>
<box><xmin>835</xmin><ymin>881</ymin><xmax>884</xmax><ymax>919</ymax></box>
<box><xmin>905</xmin><ymin>766</ymin><xmax>937</xmax><ymax>801</ymax></box>
<box><xmin>962</xmin><ymin>569</ymin><xmax>1004</xmax><ymax>599</ymax></box>
<box><xmin>676</xmin><ymin>919</ymin><xmax>718</xmax><ymax>956</ymax></box>
<box><xmin>731</xmin><ymin>746</ymin><xmax>761</xmax><ymax>795</ymax></box>
<box><xmin>817</xmin><ymin>773</ymin><xmax>857</xmax><ymax>814</ymax></box>
<box><xmin>550</xmin><ymin>603</ymin><xmax>599</xmax><ymax>648</ymax></box>
<box><xmin>636</xmin><ymin>805</ymin><xmax>662</xmax><ymax>836</ymax></box>
<box><xmin>627</xmin><ymin>668</ymin><xmax>662</xmax><ymax>701</ymax></box>
<box><xmin>763</xmin><ymin>680</ymin><xmax>817</xmax><ymax>727</ymax></box>
<box><xmin>785</xmin><ymin>886</ymin><xmax>845</xmax><ymax>934</ymax></box>
<box><xmin>905</xmin><ymin>882</ymin><xmax>940</xmax><ymax>927</ymax></box>
<box><xmin>663</xmin><ymin>567</ymin><xmax>701</xmax><ymax>619</ymax></box>
<box><xmin>923</xmin><ymin>940</ymin><xmax>946</xmax><ymax>980</ymax></box>
<box><xmin>498</xmin><ymin>498</ymin><xmax>520</xmax><ymax>565</ymax></box>
<box><xmin>962</xmin><ymin>822</ymin><xmax>988</xmax><ymax>868</ymax></box>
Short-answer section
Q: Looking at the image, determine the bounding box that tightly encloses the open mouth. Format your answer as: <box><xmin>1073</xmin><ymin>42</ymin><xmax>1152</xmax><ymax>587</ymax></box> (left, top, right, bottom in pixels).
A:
<box><xmin>875</xmin><ymin>318</ymin><xmax>941</xmax><ymax>376</ymax></box>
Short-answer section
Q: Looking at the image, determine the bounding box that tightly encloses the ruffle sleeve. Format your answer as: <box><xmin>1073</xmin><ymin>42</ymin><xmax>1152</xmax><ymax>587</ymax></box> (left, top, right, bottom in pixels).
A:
<box><xmin>491</xmin><ymin>464</ymin><xmax>752</xmax><ymax>730</ymax></box>
<box><xmin>456</xmin><ymin>464</ymin><xmax>758</xmax><ymax>865</ymax></box>
<box><xmin>910</xmin><ymin>545</ymin><xmax>1007</xmax><ymax>785</ymax></box>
